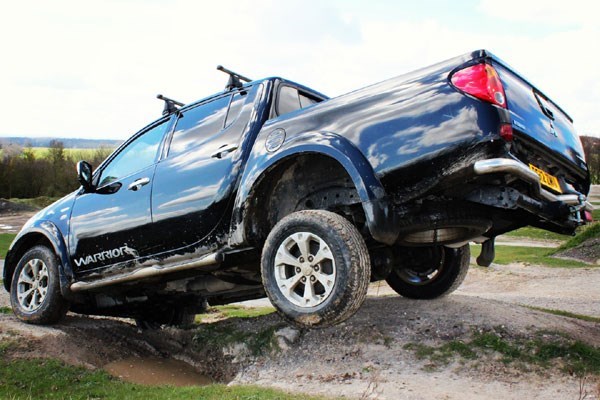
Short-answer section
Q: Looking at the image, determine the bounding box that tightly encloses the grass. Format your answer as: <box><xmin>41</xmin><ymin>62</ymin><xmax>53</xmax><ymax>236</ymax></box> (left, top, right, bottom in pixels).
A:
<box><xmin>404</xmin><ymin>340</ymin><xmax>476</xmax><ymax>366</ymax></box>
<box><xmin>0</xmin><ymin>358</ymin><xmax>324</xmax><ymax>400</ymax></box>
<box><xmin>551</xmin><ymin>223</ymin><xmax>600</xmax><ymax>254</ymax></box>
<box><xmin>526</xmin><ymin>306</ymin><xmax>600</xmax><ymax>324</ymax></box>
<box><xmin>404</xmin><ymin>330</ymin><xmax>600</xmax><ymax>375</ymax></box>
<box><xmin>196</xmin><ymin>305</ymin><xmax>275</xmax><ymax>322</ymax></box>
<box><xmin>0</xmin><ymin>306</ymin><xmax>12</xmax><ymax>314</ymax></box>
<box><xmin>0</xmin><ymin>233</ymin><xmax>16</xmax><ymax>259</ymax></box>
<box><xmin>471</xmin><ymin>244</ymin><xmax>592</xmax><ymax>268</ymax></box>
<box><xmin>192</xmin><ymin>320</ymin><xmax>284</xmax><ymax>356</ymax></box>
<box><xmin>504</xmin><ymin>226</ymin><xmax>570</xmax><ymax>241</ymax></box>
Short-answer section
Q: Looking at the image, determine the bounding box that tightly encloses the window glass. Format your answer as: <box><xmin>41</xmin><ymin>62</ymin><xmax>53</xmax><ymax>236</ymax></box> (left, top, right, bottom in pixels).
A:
<box><xmin>299</xmin><ymin>93</ymin><xmax>317</xmax><ymax>108</ymax></box>
<box><xmin>225</xmin><ymin>92</ymin><xmax>246</xmax><ymax>128</ymax></box>
<box><xmin>99</xmin><ymin>121</ymin><xmax>167</xmax><ymax>186</ymax></box>
<box><xmin>169</xmin><ymin>96</ymin><xmax>230</xmax><ymax>157</ymax></box>
<box><xmin>277</xmin><ymin>86</ymin><xmax>301</xmax><ymax>115</ymax></box>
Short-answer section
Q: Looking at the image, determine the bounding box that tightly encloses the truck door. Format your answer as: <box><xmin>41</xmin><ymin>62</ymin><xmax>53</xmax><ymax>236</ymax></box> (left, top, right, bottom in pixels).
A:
<box><xmin>69</xmin><ymin>119</ymin><xmax>171</xmax><ymax>274</ymax></box>
<box><xmin>149</xmin><ymin>87</ymin><xmax>255</xmax><ymax>253</ymax></box>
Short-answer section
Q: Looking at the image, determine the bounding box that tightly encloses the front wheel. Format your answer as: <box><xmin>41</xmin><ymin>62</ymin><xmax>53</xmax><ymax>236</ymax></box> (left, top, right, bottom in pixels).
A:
<box><xmin>385</xmin><ymin>245</ymin><xmax>470</xmax><ymax>299</ymax></box>
<box><xmin>10</xmin><ymin>245</ymin><xmax>69</xmax><ymax>324</ymax></box>
<box><xmin>261</xmin><ymin>210</ymin><xmax>371</xmax><ymax>328</ymax></box>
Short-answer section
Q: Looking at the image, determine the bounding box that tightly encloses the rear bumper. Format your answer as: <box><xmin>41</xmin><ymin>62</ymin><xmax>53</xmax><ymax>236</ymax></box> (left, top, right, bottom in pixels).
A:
<box><xmin>473</xmin><ymin>158</ymin><xmax>593</xmax><ymax>223</ymax></box>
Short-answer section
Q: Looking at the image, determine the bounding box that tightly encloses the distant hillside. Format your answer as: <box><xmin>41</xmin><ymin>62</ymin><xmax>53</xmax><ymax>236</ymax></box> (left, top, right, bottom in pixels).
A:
<box><xmin>0</xmin><ymin>137</ymin><xmax>122</xmax><ymax>149</ymax></box>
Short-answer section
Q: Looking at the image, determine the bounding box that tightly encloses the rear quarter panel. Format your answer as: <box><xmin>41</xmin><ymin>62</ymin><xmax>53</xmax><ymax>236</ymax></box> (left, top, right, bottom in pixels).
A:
<box><xmin>253</xmin><ymin>51</ymin><xmax>506</xmax><ymax>201</ymax></box>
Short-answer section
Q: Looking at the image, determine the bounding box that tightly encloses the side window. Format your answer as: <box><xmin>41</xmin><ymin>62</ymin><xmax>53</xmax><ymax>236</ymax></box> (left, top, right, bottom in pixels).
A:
<box><xmin>98</xmin><ymin>121</ymin><xmax>167</xmax><ymax>186</ymax></box>
<box><xmin>276</xmin><ymin>85</ymin><xmax>320</xmax><ymax>116</ymax></box>
<box><xmin>299</xmin><ymin>93</ymin><xmax>317</xmax><ymax>108</ymax></box>
<box><xmin>225</xmin><ymin>92</ymin><xmax>246</xmax><ymax>128</ymax></box>
<box><xmin>169</xmin><ymin>96</ymin><xmax>230</xmax><ymax>157</ymax></box>
<box><xmin>277</xmin><ymin>86</ymin><xmax>301</xmax><ymax>115</ymax></box>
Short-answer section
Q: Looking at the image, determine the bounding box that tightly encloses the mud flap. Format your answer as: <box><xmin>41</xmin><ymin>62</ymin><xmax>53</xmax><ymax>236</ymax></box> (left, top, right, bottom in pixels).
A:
<box><xmin>476</xmin><ymin>237</ymin><xmax>495</xmax><ymax>267</ymax></box>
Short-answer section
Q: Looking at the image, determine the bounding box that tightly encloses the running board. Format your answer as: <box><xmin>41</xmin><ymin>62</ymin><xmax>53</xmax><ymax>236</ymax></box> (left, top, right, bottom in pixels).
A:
<box><xmin>70</xmin><ymin>252</ymin><xmax>223</xmax><ymax>292</ymax></box>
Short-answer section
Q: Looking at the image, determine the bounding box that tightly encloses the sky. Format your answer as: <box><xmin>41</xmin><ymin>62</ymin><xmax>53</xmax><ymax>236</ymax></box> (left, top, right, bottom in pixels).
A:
<box><xmin>1</xmin><ymin>0</ymin><xmax>599</xmax><ymax>140</ymax></box>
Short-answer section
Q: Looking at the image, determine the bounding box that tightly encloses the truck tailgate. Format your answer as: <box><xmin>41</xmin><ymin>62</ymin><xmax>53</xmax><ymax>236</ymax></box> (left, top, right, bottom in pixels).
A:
<box><xmin>493</xmin><ymin>61</ymin><xmax>589</xmax><ymax>194</ymax></box>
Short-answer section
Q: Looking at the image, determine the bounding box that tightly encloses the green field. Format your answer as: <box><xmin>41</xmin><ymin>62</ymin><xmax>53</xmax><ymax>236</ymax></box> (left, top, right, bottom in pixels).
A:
<box><xmin>29</xmin><ymin>147</ymin><xmax>104</xmax><ymax>161</ymax></box>
<box><xmin>471</xmin><ymin>244</ymin><xmax>592</xmax><ymax>268</ymax></box>
<box><xmin>0</xmin><ymin>233</ymin><xmax>16</xmax><ymax>259</ymax></box>
<box><xmin>504</xmin><ymin>227</ymin><xmax>570</xmax><ymax>241</ymax></box>
<box><xmin>0</xmin><ymin>358</ymin><xmax>325</xmax><ymax>400</ymax></box>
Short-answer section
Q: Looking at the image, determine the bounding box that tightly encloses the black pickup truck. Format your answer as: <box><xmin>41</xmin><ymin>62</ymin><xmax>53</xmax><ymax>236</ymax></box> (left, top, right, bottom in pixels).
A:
<box><xmin>3</xmin><ymin>50</ymin><xmax>593</xmax><ymax>328</ymax></box>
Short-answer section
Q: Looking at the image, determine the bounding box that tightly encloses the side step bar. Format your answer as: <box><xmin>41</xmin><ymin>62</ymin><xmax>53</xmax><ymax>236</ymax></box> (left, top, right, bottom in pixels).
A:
<box><xmin>474</xmin><ymin>159</ymin><xmax>593</xmax><ymax>212</ymax></box>
<box><xmin>70</xmin><ymin>252</ymin><xmax>223</xmax><ymax>292</ymax></box>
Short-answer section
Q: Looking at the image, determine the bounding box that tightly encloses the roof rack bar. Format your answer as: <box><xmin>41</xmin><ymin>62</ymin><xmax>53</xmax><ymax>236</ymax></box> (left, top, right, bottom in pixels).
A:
<box><xmin>217</xmin><ymin>65</ymin><xmax>252</xmax><ymax>91</ymax></box>
<box><xmin>157</xmin><ymin>94</ymin><xmax>184</xmax><ymax>116</ymax></box>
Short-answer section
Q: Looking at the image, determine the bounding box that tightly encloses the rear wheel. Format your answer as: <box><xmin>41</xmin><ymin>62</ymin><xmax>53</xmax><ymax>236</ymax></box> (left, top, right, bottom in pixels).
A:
<box><xmin>385</xmin><ymin>245</ymin><xmax>470</xmax><ymax>299</ymax></box>
<box><xmin>10</xmin><ymin>245</ymin><xmax>69</xmax><ymax>324</ymax></box>
<box><xmin>261</xmin><ymin>210</ymin><xmax>371</xmax><ymax>328</ymax></box>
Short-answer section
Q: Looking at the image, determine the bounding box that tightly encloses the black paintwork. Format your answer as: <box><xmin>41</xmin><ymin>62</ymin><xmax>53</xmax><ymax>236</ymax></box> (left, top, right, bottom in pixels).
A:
<box><xmin>3</xmin><ymin>50</ymin><xmax>590</xmax><ymax>313</ymax></box>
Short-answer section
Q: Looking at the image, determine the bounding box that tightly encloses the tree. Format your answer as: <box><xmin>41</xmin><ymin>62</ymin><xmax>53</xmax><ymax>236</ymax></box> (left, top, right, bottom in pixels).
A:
<box><xmin>580</xmin><ymin>136</ymin><xmax>599</xmax><ymax>184</ymax></box>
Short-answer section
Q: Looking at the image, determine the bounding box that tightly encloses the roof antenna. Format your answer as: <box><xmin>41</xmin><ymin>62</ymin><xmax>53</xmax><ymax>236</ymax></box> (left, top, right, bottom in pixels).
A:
<box><xmin>217</xmin><ymin>65</ymin><xmax>252</xmax><ymax>91</ymax></box>
<box><xmin>156</xmin><ymin>94</ymin><xmax>185</xmax><ymax>116</ymax></box>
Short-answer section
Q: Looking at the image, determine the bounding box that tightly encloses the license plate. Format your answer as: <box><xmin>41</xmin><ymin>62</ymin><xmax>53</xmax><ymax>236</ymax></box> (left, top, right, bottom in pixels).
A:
<box><xmin>529</xmin><ymin>164</ymin><xmax>562</xmax><ymax>193</ymax></box>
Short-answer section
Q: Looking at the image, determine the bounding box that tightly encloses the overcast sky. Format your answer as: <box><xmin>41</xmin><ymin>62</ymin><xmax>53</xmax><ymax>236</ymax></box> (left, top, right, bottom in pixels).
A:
<box><xmin>1</xmin><ymin>0</ymin><xmax>599</xmax><ymax>140</ymax></box>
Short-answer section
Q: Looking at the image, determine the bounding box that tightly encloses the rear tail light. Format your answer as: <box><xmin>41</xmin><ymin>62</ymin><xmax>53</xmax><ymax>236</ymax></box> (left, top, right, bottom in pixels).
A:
<box><xmin>451</xmin><ymin>63</ymin><xmax>507</xmax><ymax>109</ymax></box>
<box><xmin>584</xmin><ymin>210</ymin><xmax>593</xmax><ymax>222</ymax></box>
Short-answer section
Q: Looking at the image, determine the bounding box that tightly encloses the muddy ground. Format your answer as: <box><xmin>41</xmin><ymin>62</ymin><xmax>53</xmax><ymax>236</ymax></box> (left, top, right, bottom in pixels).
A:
<box><xmin>1</xmin><ymin>260</ymin><xmax>599</xmax><ymax>399</ymax></box>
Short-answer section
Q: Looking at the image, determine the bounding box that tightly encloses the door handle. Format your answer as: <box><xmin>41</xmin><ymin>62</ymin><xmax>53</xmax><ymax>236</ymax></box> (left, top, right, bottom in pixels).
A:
<box><xmin>128</xmin><ymin>177</ymin><xmax>150</xmax><ymax>191</ymax></box>
<box><xmin>211</xmin><ymin>144</ymin><xmax>238</xmax><ymax>159</ymax></box>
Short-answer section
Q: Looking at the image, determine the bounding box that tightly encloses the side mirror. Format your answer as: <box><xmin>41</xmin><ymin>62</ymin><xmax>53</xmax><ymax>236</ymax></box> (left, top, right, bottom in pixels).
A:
<box><xmin>77</xmin><ymin>161</ymin><xmax>94</xmax><ymax>192</ymax></box>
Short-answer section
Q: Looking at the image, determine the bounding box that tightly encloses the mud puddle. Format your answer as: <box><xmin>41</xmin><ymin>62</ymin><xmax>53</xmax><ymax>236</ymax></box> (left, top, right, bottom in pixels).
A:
<box><xmin>104</xmin><ymin>357</ymin><xmax>213</xmax><ymax>387</ymax></box>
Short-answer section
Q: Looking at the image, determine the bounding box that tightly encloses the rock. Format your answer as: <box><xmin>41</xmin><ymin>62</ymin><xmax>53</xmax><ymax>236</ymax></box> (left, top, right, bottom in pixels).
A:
<box><xmin>276</xmin><ymin>327</ymin><xmax>300</xmax><ymax>343</ymax></box>
<box><xmin>224</xmin><ymin>343</ymin><xmax>250</xmax><ymax>363</ymax></box>
<box><xmin>275</xmin><ymin>327</ymin><xmax>301</xmax><ymax>350</ymax></box>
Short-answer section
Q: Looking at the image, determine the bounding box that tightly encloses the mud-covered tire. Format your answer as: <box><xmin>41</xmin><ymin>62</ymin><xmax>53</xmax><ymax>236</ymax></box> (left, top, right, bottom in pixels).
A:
<box><xmin>386</xmin><ymin>245</ymin><xmax>470</xmax><ymax>299</ymax></box>
<box><xmin>10</xmin><ymin>245</ymin><xmax>69</xmax><ymax>325</ymax></box>
<box><xmin>261</xmin><ymin>210</ymin><xmax>371</xmax><ymax>328</ymax></box>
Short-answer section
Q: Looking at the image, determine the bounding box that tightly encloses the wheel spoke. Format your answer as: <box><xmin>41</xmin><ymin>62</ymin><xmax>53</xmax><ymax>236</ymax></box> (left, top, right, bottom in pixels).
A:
<box><xmin>275</xmin><ymin>247</ymin><xmax>302</xmax><ymax>268</ymax></box>
<box><xmin>18</xmin><ymin>288</ymin><xmax>33</xmax><ymax>303</ymax></box>
<box><xmin>38</xmin><ymin>267</ymin><xmax>49</xmax><ymax>280</ymax></box>
<box><xmin>37</xmin><ymin>287</ymin><xmax>47</xmax><ymax>298</ymax></box>
<box><xmin>293</xmin><ymin>233</ymin><xmax>311</xmax><ymax>260</ymax></box>
<box><xmin>280</xmin><ymin>273</ymin><xmax>303</xmax><ymax>294</ymax></box>
<box><xmin>312</xmin><ymin>240</ymin><xmax>333</xmax><ymax>265</ymax></box>
<box><xmin>19</xmin><ymin>275</ymin><xmax>34</xmax><ymax>285</ymax></box>
<box><xmin>29</xmin><ymin>260</ymin><xmax>40</xmax><ymax>278</ymax></box>
<box><xmin>303</xmin><ymin>279</ymin><xmax>316</xmax><ymax>304</ymax></box>
<box><xmin>32</xmin><ymin>290</ymin><xmax>41</xmax><ymax>308</ymax></box>
<box><xmin>314</xmin><ymin>271</ymin><xmax>335</xmax><ymax>291</ymax></box>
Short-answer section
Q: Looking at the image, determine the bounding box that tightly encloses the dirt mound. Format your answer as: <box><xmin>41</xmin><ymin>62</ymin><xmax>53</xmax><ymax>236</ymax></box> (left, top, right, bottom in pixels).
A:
<box><xmin>2</xmin><ymin>291</ymin><xmax>599</xmax><ymax>400</ymax></box>
<box><xmin>554</xmin><ymin>237</ymin><xmax>600</xmax><ymax>265</ymax></box>
<box><xmin>1</xmin><ymin>261</ymin><xmax>600</xmax><ymax>399</ymax></box>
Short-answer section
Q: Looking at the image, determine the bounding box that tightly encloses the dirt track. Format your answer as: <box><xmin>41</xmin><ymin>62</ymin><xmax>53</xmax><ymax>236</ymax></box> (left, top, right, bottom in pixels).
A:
<box><xmin>1</xmin><ymin>262</ymin><xmax>600</xmax><ymax>399</ymax></box>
